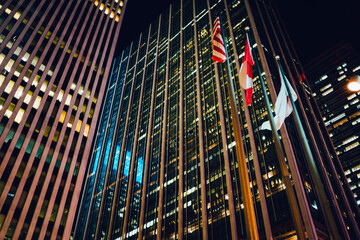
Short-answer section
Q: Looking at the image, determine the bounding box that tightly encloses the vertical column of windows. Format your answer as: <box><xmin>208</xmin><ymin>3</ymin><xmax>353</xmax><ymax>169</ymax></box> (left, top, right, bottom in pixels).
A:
<box><xmin>125</xmin><ymin>24</ymin><xmax>158</xmax><ymax>238</ymax></box>
<box><xmin>182</xmin><ymin>1</ymin><xmax>201</xmax><ymax>237</ymax></box>
<box><xmin>163</xmin><ymin>1</ymin><xmax>181</xmax><ymax>238</ymax></box>
<box><xmin>109</xmin><ymin>36</ymin><xmax>141</xmax><ymax>240</ymax></box>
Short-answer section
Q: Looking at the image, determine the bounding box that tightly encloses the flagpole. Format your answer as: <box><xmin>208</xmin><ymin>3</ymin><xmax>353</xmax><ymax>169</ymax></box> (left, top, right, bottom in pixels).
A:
<box><xmin>277</xmin><ymin>56</ymin><xmax>342</xmax><ymax>240</ymax></box>
<box><xmin>244</xmin><ymin>27</ymin><xmax>306</xmax><ymax>239</ymax></box>
<box><xmin>218</xmin><ymin>16</ymin><xmax>259</xmax><ymax>240</ymax></box>
<box><xmin>224</xmin><ymin>0</ymin><xmax>273</xmax><ymax>233</ymax></box>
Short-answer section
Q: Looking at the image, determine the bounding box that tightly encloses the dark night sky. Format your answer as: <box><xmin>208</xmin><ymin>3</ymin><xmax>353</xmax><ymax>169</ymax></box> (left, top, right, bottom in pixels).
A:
<box><xmin>117</xmin><ymin>0</ymin><xmax>360</xmax><ymax>64</ymax></box>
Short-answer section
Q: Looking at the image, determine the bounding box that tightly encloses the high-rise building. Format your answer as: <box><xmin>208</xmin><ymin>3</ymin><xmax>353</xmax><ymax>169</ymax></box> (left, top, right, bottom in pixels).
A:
<box><xmin>304</xmin><ymin>43</ymin><xmax>360</xmax><ymax>206</ymax></box>
<box><xmin>0</xmin><ymin>0</ymin><xmax>127</xmax><ymax>239</ymax></box>
<box><xmin>74</xmin><ymin>0</ymin><xmax>360</xmax><ymax>239</ymax></box>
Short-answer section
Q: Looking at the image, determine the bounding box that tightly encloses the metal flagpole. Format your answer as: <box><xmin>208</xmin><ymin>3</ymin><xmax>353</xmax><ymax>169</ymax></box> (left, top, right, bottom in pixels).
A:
<box><xmin>244</xmin><ymin>28</ymin><xmax>305</xmax><ymax>239</ymax></box>
<box><xmin>218</xmin><ymin>16</ymin><xmax>259</xmax><ymax>240</ymax></box>
<box><xmin>277</xmin><ymin>57</ymin><xmax>342</xmax><ymax>240</ymax></box>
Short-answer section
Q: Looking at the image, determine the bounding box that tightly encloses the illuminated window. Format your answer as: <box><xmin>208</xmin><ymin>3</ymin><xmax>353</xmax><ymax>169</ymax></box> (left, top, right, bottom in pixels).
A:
<box><xmin>338</xmin><ymin>75</ymin><xmax>346</xmax><ymax>81</ymax></box>
<box><xmin>65</xmin><ymin>95</ymin><xmax>72</xmax><ymax>105</ymax></box>
<box><xmin>0</xmin><ymin>75</ymin><xmax>4</xmax><ymax>88</ymax></box>
<box><xmin>322</xmin><ymin>88</ymin><xmax>333</xmax><ymax>96</ymax></box>
<box><xmin>5</xmin><ymin>80</ymin><xmax>15</xmax><ymax>94</ymax></box>
<box><xmin>5</xmin><ymin>8</ymin><xmax>11</xmax><ymax>14</ymax></box>
<box><xmin>31</xmin><ymin>75</ymin><xmax>40</xmax><ymax>87</ymax></box>
<box><xmin>24</xmin><ymin>92</ymin><xmax>32</xmax><ymax>104</ymax></box>
<box><xmin>57</xmin><ymin>90</ymin><xmax>64</xmax><ymax>102</ymax></box>
<box><xmin>31</xmin><ymin>56</ymin><xmax>39</xmax><ymax>66</ymax></box>
<box><xmin>5</xmin><ymin>59</ymin><xmax>15</xmax><ymax>72</ymax></box>
<box><xmin>353</xmin><ymin>65</ymin><xmax>360</xmax><ymax>72</ymax></box>
<box><xmin>5</xmin><ymin>103</ymin><xmax>15</xmax><ymax>118</ymax></box>
<box><xmin>40</xmin><ymin>81</ymin><xmax>48</xmax><ymax>92</ymax></box>
<box><xmin>320</xmin><ymin>84</ymin><xmax>331</xmax><ymax>92</ymax></box>
<box><xmin>15</xmin><ymin>108</ymin><xmax>25</xmax><ymax>123</ymax></box>
<box><xmin>33</xmin><ymin>96</ymin><xmax>42</xmax><ymax>109</ymax></box>
<box><xmin>14</xmin><ymin>86</ymin><xmax>24</xmax><ymax>99</ymax></box>
<box><xmin>348</xmin><ymin>94</ymin><xmax>357</xmax><ymax>100</ymax></box>
<box><xmin>76</xmin><ymin>120</ymin><xmax>82</xmax><ymax>132</ymax></box>
<box><xmin>0</xmin><ymin>53</ymin><xmax>5</xmax><ymax>65</ymax></box>
<box><xmin>59</xmin><ymin>110</ymin><xmax>66</xmax><ymax>123</ymax></box>
<box><xmin>71</xmin><ymin>83</ymin><xmax>76</xmax><ymax>90</ymax></box>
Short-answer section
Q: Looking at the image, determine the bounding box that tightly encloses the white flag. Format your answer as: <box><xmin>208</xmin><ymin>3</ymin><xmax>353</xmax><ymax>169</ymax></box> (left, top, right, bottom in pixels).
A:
<box><xmin>260</xmin><ymin>69</ymin><xmax>297</xmax><ymax>131</ymax></box>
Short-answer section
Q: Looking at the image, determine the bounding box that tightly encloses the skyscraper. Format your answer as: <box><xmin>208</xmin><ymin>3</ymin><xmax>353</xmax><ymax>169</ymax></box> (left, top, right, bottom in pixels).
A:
<box><xmin>74</xmin><ymin>0</ymin><xmax>360</xmax><ymax>239</ymax></box>
<box><xmin>0</xmin><ymin>0</ymin><xmax>127</xmax><ymax>239</ymax></box>
<box><xmin>305</xmin><ymin>43</ymin><xmax>360</xmax><ymax>206</ymax></box>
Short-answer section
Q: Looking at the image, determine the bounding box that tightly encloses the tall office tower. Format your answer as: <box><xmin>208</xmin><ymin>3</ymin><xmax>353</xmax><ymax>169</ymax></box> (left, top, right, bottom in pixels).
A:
<box><xmin>304</xmin><ymin>43</ymin><xmax>360</xmax><ymax>206</ymax></box>
<box><xmin>0</xmin><ymin>0</ymin><xmax>127</xmax><ymax>239</ymax></box>
<box><xmin>74</xmin><ymin>0</ymin><xmax>360</xmax><ymax>239</ymax></box>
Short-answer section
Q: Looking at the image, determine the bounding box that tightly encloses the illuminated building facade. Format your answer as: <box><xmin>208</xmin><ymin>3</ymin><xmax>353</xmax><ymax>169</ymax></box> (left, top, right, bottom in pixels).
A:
<box><xmin>0</xmin><ymin>0</ymin><xmax>126</xmax><ymax>239</ymax></box>
<box><xmin>305</xmin><ymin>43</ymin><xmax>360</xmax><ymax>206</ymax></box>
<box><xmin>74</xmin><ymin>0</ymin><xmax>360</xmax><ymax>239</ymax></box>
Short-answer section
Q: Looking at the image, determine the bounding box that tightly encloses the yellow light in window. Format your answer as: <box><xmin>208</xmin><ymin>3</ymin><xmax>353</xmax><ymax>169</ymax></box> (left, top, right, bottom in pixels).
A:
<box><xmin>24</xmin><ymin>93</ymin><xmax>32</xmax><ymax>104</ymax></box>
<box><xmin>15</xmin><ymin>108</ymin><xmax>25</xmax><ymax>123</ymax></box>
<box><xmin>59</xmin><ymin>110</ymin><xmax>66</xmax><ymax>123</ymax></box>
<box><xmin>120</xmin><ymin>1</ymin><xmax>123</xmax><ymax>7</ymax></box>
<box><xmin>0</xmin><ymin>53</ymin><xmax>5</xmax><ymax>65</ymax></box>
<box><xmin>100</xmin><ymin>3</ymin><xmax>104</xmax><ymax>11</ymax></box>
<box><xmin>57</xmin><ymin>90</ymin><xmax>64</xmax><ymax>102</ymax></box>
<box><xmin>40</xmin><ymin>81</ymin><xmax>48</xmax><ymax>92</ymax></box>
<box><xmin>85</xmin><ymin>90</ymin><xmax>91</xmax><ymax>99</ymax></box>
<box><xmin>115</xmin><ymin>15</ymin><xmax>120</xmax><ymax>22</ymax></box>
<box><xmin>31</xmin><ymin>56</ymin><xmax>39</xmax><ymax>66</ymax></box>
<box><xmin>94</xmin><ymin>0</ymin><xmax>99</xmax><ymax>7</ymax></box>
<box><xmin>76</xmin><ymin>120</ymin><xmax>82</xmax><ymax>132</ymax></box>
<box><xmin>5</xmin><ymin>109</ymin><xmax>12</xmax><ymax>118</ymax></box>
<box><xmin>117</xmin><ymin>8</ymin><xmax>121</xmax><ymax>14</ymax></box>
<box><xmin>33</xmin><ymin>96</ymin><xmax>42</xmax><ymax>109</ymax></box>
<box><xmin>71</xmin><ymin>83</ymin><xmax>76</xmax><ymax>90</ymax></box>
<box><xmin>15</xmin><ymin>86</ymin><xmax>24</xmax><ymax>99</ymax></box>
<box><xmin>5</xmin><ymin>59</ymin><xmax>15</xmax><ymax>72</ymax></box>
<box><xmin>65</xmin><ymin>95</ymin><xmax>72</xmax><ymax>106</ymax></box>
<box><xmin>32</xmin><ymin>75</ymin><xmax>40</xmax><ymax>87</ymax></box>
<box><xmin>14</xmin><ymin>11</ymin><xmax>21</xmax><ymax>20</ymax></box>
<box><xmin>105</xmin><ymin>7</ymin><xmax>110</xmax><ymax>15</ymax></box>
<box><xmin>84</xmin><ymin>124</ymin><xmax>90</xmax><ymax>137</ymax></box>
<box><xmin>0</xmin><ymin>75</ymin><xmax>4</xmax><ymax>88</ymax></box>
<box><xmin>110</xmin><ymin>11</ymin><xmax>115</xmax><ymax>18</ymax></box>
<box><xmin>5</xmin><ymin>80</ymin><xmax>15</xmax><ymax>94</ymax></box>
<box><xmin>5</xmin><ymin>8</ymin><xmax>11</xmax><ymax>14</ymax></box>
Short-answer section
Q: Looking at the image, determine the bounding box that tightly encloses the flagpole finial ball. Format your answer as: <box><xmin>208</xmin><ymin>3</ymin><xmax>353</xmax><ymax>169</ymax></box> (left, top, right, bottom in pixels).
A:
<box><xmin>245</xmin><ymin>26</ymin><xmax>250</xmax><ymax>31</ymax></box>
<box><xmin>275</xmin><ymin>55</ymin><xmax>280</xmax><ymax>60</ymax></box>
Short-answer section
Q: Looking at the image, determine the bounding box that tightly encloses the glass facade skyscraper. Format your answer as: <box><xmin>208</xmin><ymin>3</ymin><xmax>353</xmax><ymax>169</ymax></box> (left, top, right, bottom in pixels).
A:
<box><xmin>305</xmin><ymin>43</ymin><xmax>360</xmax><ymax>206</ymax></box>
<box><xmin>74</xmin><ymin>0</ymin><xmax>360</xmax><ymax>239</ymax></box>
<box><xmin>0</xmin><ymin>0</ymin><xmax>127</xmax><ymax>239</ymax></box>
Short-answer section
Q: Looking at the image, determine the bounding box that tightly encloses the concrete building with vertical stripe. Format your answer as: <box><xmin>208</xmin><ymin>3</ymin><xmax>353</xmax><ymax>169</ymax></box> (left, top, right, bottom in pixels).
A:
<box><xmin>74</xmin><ymin>0</ymin><xmax>360</xmax><ymax>239</ymax></box>
<box><xmin>0</xmin><ymin>0</ymin><xmax>127</xmax><ymax>239</ymax></box>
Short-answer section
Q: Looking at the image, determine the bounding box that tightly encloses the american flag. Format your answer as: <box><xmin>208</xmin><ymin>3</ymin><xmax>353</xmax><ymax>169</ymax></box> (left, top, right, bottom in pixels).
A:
<box><xmin>212</xmin><ymin>17</ymin><xmax>227</xmax><ymax>63</ymax></box>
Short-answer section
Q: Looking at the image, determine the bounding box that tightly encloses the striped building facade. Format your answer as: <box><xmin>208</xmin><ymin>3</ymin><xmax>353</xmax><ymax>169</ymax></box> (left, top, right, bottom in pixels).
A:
<box><xmin>74</xmin><ymin>0</ymin><xmax>360</xmax><ymax>239</ymax></box>
<box><xmin>0</xmin><ymin>0</ymin><xmax>127</xmax><ymax>239</ymax></box>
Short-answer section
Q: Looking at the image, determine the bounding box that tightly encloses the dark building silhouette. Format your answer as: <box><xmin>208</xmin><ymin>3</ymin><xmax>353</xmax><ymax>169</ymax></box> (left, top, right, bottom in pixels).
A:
<box><xmin>0</xmin><ymin>0</ymin><xmax>127</xmax><ymax>239</ymax></box>
<box><xmin>74</xmin><ymin>0</ymin><xmax>360</xmax><ymax>239</ymax></box>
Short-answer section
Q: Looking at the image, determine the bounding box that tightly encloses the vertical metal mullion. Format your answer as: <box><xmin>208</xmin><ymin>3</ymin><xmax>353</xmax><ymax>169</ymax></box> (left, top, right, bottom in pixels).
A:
<box><xmin>178</xmin><ymin>0</ymin><xmax>184</xmax><ymax>238</ymax></box>
<box><xmin>192</xmin><ymin>1</ymin><xmax>209</xmax><ymax>239</ymax></box>
<box><xmin>156</xmin><ymin>4</ymin><xmax>172</xmax><ymax>240</ymax></box>
<box><xmin>121</xmin><ymin>24</ymin><xmax>152</xmax><ymax>240</ymax></box>
<box><xmin>107</xmin><ymin>34</ymin><xmax>143</xmax><ymax>240</ymax></box>
<box><xmin>137</xmin><ymin>15</ymin><xmax>162</xmax><ymax>240</ymax></box>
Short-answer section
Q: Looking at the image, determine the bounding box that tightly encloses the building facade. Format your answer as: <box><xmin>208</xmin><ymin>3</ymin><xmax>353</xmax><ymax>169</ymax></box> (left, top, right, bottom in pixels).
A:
<box><xmin>305</xmin><ymin>43</ymin><xmax>360</xmax><ymax>206</ymax></box>
<box><xmin>0</xmin><ymin>0</ymin><xmax>127</xmax><ymax>239</ymax></box>
<box><xmin>74</xmin><ymin>0</ymin><xmax>360</xmax><ymax>239</ymax></box>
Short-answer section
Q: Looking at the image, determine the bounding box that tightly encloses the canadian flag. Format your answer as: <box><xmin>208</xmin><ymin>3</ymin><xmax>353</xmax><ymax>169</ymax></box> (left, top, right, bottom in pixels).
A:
<box><xmin>260</xmin><ymin>68</ymin><xmax>297</xmax><ymax>131</ymax></box>
<box><xmin>239</xmin><ymin>34</ymin><xmax>254</xmax><ymax>106</ymax></box>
